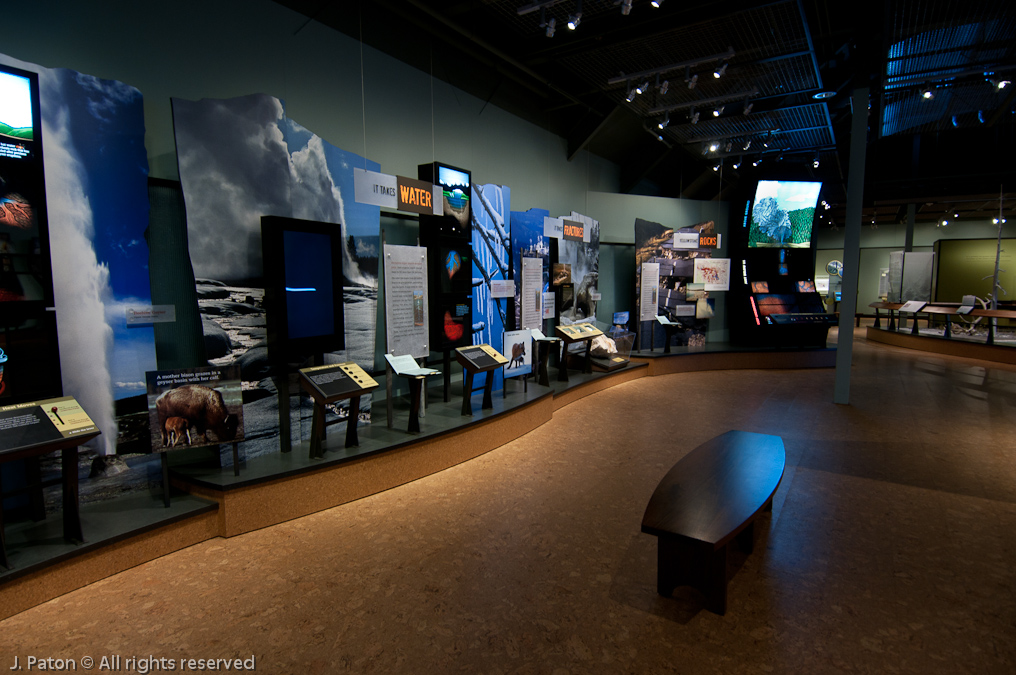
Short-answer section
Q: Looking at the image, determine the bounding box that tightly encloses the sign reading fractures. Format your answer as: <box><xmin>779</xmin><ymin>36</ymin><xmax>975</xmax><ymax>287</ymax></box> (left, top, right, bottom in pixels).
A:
<box><xmin>562</xmin><ymin>219</ymin><xmax>584</xmax><ymax>242</ymax></box>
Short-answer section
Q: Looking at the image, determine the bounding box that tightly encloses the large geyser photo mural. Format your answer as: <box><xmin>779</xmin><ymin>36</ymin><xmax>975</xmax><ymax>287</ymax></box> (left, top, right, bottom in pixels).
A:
<box><xmin>172</xmin><ymin>93</ymin><xmax>381</xmax><ymax>457</ymax></box>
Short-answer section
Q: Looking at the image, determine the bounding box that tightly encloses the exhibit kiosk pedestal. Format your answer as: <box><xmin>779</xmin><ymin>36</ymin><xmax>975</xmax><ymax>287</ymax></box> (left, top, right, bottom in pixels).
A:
<box><xmin>455</xmin><ymin>345</ymin><xmax>508</xmax><ymax>416</ymax></box>
<box><xmin>0</xmin><ymin>397</ymin><xmax>100</xmax><ymax>569</ymax></box>
<box><xmin>555</xmin><ymin>323</ymin><xmax>603</xmax><ymax>378</ymax></box>
<box><xmin>299</xmin><ymin>363</ymin><xmax>379</xmax><ymax>458</ymax></box>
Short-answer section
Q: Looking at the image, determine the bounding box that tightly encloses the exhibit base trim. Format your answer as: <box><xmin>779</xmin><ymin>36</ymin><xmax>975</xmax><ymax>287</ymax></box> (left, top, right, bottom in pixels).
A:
<box><xmin>865</xmin><ymin>327</ymin><xmax>1016</xmax><ymax>365</ymax></box>
<box><xmin>0</xmin><ymin>495</ymin><xmax>218</xmax><ymax>622</ymax></box>
<box><xmin>631</xmin><ymin>347</ymin><xmax>836</xmax><ymax>376</ymax></box>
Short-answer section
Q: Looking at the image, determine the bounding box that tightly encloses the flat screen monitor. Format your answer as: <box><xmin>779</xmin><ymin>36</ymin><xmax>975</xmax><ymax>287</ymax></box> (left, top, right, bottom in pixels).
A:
<box><xmin>420</xmin><ymin>162</ymin><xmax>471</xmax><ymax>236</ymax></box>
<box><xmin>748</xmin><ymin>180</ymin><xmax>822</xmax><ymax>248</ymax></box>
<box><xmin>261</xmin><ymin>216</ymin><xmax>345</xmax><ymax>362</ymax></box>
<box><xmin>1</xmin><ymin>63</ymin><xmax>54</xmax><ymax>310</ymax></box>
<box><xmin>612</xmin><ymin>311</ymin><xmax>629</xmax><ymax>325</ymax></box>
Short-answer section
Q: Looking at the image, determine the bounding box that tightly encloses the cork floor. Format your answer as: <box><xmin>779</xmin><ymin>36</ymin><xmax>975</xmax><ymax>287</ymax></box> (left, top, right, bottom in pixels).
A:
<box><xmin>2</xmin><ymin>329</ymin><xmax>1014</xmax><ymax>674</ymax></box>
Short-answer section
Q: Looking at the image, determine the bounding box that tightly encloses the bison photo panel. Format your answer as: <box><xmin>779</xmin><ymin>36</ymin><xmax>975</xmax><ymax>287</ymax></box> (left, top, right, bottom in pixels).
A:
<box><xmin>145</xmin><ymin>365</ymin><xmax>244</xmax><ymax>452</ymax></box>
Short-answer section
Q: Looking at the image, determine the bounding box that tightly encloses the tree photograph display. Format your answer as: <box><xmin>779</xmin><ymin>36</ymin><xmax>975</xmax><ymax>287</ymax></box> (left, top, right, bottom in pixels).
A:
<box><xmin>510</xmin><ymin>208</ymin><xmax>550</xmax><ymax>330</ymax></box>
<box><xmin>748</xmin><ymin>180</ymin><xmax>821</xmax><ymax>248</ymax></box>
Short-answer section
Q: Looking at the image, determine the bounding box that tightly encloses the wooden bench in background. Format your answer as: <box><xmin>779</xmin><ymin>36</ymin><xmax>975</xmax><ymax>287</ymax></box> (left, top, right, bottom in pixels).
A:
<box><xmin>641</xmin><ymin>430</ymin><xmax>786</xmax><ymax>615</ymax></box>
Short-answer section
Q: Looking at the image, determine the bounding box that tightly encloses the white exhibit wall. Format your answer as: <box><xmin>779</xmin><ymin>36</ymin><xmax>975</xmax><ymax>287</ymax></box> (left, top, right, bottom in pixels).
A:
<box><xmin>1</xmin><ymin>0</ymin><xmax>619</xmax><ymax>212</ymax></box>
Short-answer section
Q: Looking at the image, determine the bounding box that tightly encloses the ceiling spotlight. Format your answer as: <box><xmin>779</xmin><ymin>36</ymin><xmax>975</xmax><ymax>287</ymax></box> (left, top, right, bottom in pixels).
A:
<box><xmin>658</xmin><ymin>114</ymin><xmax>670</xmax><ymax>130</ymax></box>
<box><xmin>689</xmin><ymin>108</ymin><xmax>700</xmax><ymax>124</ymax></box>
<box><xmin>658</xmin><ymin>79</ymin><xmax>669</xmax><ymax>95</ymax></box>
<box><xmin>635</xmin><ymin>80</ymin><xmax>649</xmax><ymax>95</ymax></box>
<box><xmin>732</xmin><ymin>158</ymin><xmax>742</xmax><ymax>169</ymax></box>
<box><xmin>921</xmin><ymin>87</ymin><xmax>934</xmax><ymax>100</ymax></box>
<box><xmin>822</xmin><ymin>200</ymin><xmax>830</xmax><ymax>210</ymax></box>
<box><xmin>567</xmin><ymin>11</ymin><xmax>582</xmax><ymax>30</ymax></box>
<box><xmin>953</xmin><ymin>212</ymin><xmax>959</xmax><ymax>218</ymax></box>
<box><xmin>625</xmin><ymin>87</ymin><xmax>636</xmax><ymax>103</ymax></box>
<box><xmin>712</xmin><ymin>163</ymin><xmax>721</xmax><ymax>172</ymax></box>
<box><xmin>709</xmin><ymin>142</ymin><xmax>719</xmax><ymax>152</ymax></box>
<box><xmin>687</xmin><ymin>72</ymin><xmax>698</xmax><ymax>89</ymax></box>
<box><xmin>621</xmin><ymin>0</ymin><xmax>632</xmax><ymax>15</ymax></box>
<box><xmin>978</xmin><ymin>110</ymin><xmax>985</xmax><ymax>123</ymax></box>
<box><xmin>813</xmin><ymin>155</ymin><xmax>820</xmax><ymax>168</ymax></box>
<box><xmin>752</xmin><ymin>158</ymin><xmax>761</xmax><ymax>167</ymax></box>
<box><xmin>713</xmin><ymin>105</ymin><xmax>725</xmax><ymax>117</ymax></box>
<box><xmin>993</xmin><ymin>217</ymin><xmax>1007</xmax><ymax>224</ymax></box>
<box><xmin>988</xmin><ymin>78</ymin><xmax>1011</xmax><ymax>90</ymax></box>
<box><xmin>951</xmin><ymin>115</ymin><xmax>959</xmax><ymax>127</ymax></box>
<box><xmin>724</xmin><ymin>142</ymin><xmax>733</xmax><ymax>153</ymax></box>
<box><xmin>701</xmin><ymin>146</ymin><xmax>710</xmax><ymax>156</ymax></box>
<box><xmin>545</xmin><ymin>16</ymin><xmax>556</xmax><ymax>37</ymax></box>
<box><xmin>742</xmin><ymin>101</ymin><xmax>753</xmax><ymax>115</ymax></box>
<box><xmin>651</xmin><ymin>0</ymin><xmax>664</xmax><ymax>7</ymax></box>
<box><xmin>714</xmin><ymin>62</ymin><xmax>728</xmax><ymax>79</ymax></box>
<box><xmin>743</xmin><ymin>139</ymin><xmax>752</xmax><ymax>151</ymax></box>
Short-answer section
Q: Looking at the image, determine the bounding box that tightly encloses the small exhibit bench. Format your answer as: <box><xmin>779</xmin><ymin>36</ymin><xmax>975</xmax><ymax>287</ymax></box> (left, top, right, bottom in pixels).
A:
<box><xmin>641</xmin><ymin>430</ymin><xmax>786</xmax><ymax>615</ymax></box>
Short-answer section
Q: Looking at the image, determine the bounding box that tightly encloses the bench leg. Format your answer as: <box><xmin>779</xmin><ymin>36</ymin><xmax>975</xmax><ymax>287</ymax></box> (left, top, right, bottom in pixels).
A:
<box><xmin>735</xmin><ymin>521</ymin><xmax>755</xmax><ymax>555</ymax></box>
<box><xmin>656</xmin><ymin>537</ymin><xmax>729</xmax><ymax>615</ymax></box>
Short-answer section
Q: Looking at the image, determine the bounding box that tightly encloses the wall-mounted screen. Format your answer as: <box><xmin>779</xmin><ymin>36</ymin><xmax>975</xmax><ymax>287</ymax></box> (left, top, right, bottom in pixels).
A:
<box><xmin>1</xmin><ymin>63</ymin><xmax>53</xmax><ymax>310</ymax></box>
<box><xmin>261</xmin><ymin>216</ymin><xmax>345</xmax><ymax>362</ymax></box>
<box><xmin>420</xmin><ymin>162</ymin><xmax>471</xmax><ymax>235</ymax></box>
<box><xmin>748</xmin><ymin>180</ymin><xmax>822</xmax><ymax>248</ymax></box>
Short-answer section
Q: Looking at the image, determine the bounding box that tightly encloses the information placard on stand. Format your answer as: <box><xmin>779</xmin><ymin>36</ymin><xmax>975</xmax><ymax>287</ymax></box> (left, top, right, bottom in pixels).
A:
<box><xmin>0</xmin><ymin>396</ymin><xmax>100</xmax><ymax>569</ymax></box>
<box><xmin>384</xmin><ymin>354</ymin><xmax>440</xmax><ymax>433</ymax></box>
<box><xmin>454</xmin><ymin>345</ymin><xmax>508</xmax><ymax>415</ymax></box>
<box><xmin>531</xmin><ymin>329</ymin><xmax>562</xmax><ymax>387</ymax></box>
<box><xmin>555</xmin><ymin>323</ymin><xmax>603</xmax><ymax>378</ymax></box>
<box><xmin>299</xmin><ymin>363</ymin><xmax>379</xmax><ymax>457</ymax></box>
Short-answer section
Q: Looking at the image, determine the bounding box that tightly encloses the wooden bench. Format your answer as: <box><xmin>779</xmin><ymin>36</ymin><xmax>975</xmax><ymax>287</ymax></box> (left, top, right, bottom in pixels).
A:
<box><xmin>641</xmin><ymin>430</ymin><xmax>785</xmax><ymax>615</ymax></box>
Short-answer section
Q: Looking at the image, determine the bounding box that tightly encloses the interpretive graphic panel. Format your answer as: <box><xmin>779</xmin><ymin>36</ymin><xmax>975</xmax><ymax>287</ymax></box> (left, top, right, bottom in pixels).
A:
<box><xmin>456</xmin><ymin>344</ymin><xmax>508</xmax><ymax>371</ymax></box>
<box><xmin>300</xmin><ymin>362</ymin><xmax>378</xmax><ymax>401</ymax></box>
<box><xmin>503</xmin><ymin>329</ymin><xmax>532</xmax><ymax>378</ymax></box>
<box><xmin>511</xmin><ymin>208</ymin><xmax>550</xmax><ymax>329</ymax></box>
<box><xmin>694</xmin><ymin>258</ymin><xmax>731</xmax><ymax>291</ymax></box>
<box><xmin>521</xmin><ymin>256</ymin><xmax>544</xmax><ymax>329</ymax></box>
<box><xmin>145</xmin><ymin>366</ymin><xmax>243</xmax><ymax>452</ymax></box>
<box><xmin>384</xmin><ymin>244</ymin><xmax>429</xmax><ymax>358</ymax></box>
<box><xmin>0</xmin><ymin>396</ymin><xmax>97</xmax><ymax>454</ymax></box>
<box><xmin>640</xmin><ymin>263</ymin><xmax>660</xmax><ymax>322</ymax></box>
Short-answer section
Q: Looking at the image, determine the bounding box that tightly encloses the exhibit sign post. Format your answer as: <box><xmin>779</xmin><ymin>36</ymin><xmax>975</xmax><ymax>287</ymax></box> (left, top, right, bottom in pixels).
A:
<box><xmin>521</xmin><ymin>257</ymin><xmax>543</xmax><ymax>330</ymax></box>
<box><xmin>639</xmin><ymin>262</ymin><xmax>661</xmax><ymax>351</ymax></box>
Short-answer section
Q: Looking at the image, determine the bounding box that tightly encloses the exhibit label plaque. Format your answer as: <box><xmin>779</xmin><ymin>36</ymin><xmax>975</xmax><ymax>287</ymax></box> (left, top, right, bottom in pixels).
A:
<box><xmin>0</xmin><ymin>396</ymin><xmax>97</xmax><ymax>454</ymax></box>
<box><xmin>639</xmin><ymin>262</ymin><xmax>660</xmax><ymax>321</ymax></box>
<box><xmin>383</xmin><ymin>244</ymin><xmax>430</xmax><ymax>358</ymax></box>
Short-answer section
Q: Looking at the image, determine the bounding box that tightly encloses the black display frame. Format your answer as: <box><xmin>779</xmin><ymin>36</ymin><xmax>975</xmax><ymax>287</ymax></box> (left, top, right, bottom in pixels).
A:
<box><xmin>261</xmin><ymin>215</ymin><xmax>346</xmax><ymax>365</ymax></box>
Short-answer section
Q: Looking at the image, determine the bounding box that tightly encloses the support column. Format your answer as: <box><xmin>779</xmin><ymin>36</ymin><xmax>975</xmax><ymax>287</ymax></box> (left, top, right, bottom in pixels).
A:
<box><xmin>834</xmin><ymin>87</ymin><xmax>869</xmax><ymax>405</ymax></box>
<box><xmin>899</xmin><ymin>203</ymin><xmax>916</xmax><ymax>330</ymax></box>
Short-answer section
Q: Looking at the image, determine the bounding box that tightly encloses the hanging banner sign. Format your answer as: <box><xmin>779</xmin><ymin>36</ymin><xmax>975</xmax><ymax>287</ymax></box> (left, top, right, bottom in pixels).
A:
<box><xmin>698</xmin><ymin>233</ymin><xmax>722</xmax><ymax>248</ymax></box>
<box><xmin>543</xmin><ymin>216</ymin><xmax>563</xmax><ymax>239</ymax></box>
<box><xmin>562</xmin><ymin>219</ymin><xmax>584</xmax><ymax>242</ymax></box>
<box><xmin>396</xmin><ymin>175</ymin><xmax>435</xmax><ymax>215</ymax></box>
<box><xmin>354</xmin><ymin>168</ymin><xmax>398</xmax><ymax>209</ymax></box>
<box><xmin>673</xmin><ymin>231</ymin><xmax>700</xmax><ymax>249</ymax></box>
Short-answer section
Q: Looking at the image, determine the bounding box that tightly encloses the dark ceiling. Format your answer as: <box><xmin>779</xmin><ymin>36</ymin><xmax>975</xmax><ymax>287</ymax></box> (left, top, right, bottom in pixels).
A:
<box><xmin>275</xmin><ymin>0</ymin><xmax>1016</xmax><ymax>225</ymax></box>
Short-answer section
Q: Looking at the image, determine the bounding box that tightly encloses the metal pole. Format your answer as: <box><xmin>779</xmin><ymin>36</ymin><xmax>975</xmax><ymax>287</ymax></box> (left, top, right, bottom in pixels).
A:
<box><xmin>834</xmin><ymin>87</ymin><xmax>869</xmax><ymax>405</ymax></box>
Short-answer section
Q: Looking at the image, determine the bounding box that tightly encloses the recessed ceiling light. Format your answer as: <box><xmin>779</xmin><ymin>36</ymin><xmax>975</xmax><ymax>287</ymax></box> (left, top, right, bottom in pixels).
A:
<box><xmin>812</xmin><ymin>91</ymin><xmax>836</xmax><ymax>100</ymax></box>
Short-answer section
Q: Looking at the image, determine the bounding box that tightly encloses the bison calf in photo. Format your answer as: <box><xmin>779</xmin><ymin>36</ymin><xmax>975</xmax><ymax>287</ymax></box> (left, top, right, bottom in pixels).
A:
<box><xmin>156</xmin><ymin>385</ymin><xmax>239</xmax><ymax>446</ymax></box>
